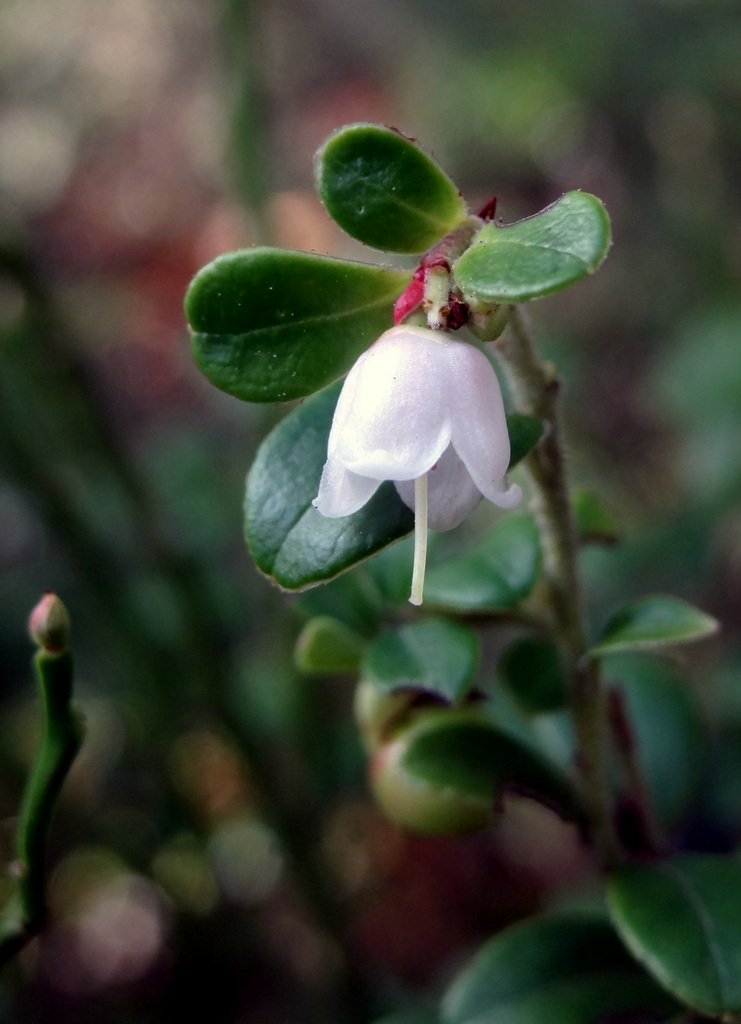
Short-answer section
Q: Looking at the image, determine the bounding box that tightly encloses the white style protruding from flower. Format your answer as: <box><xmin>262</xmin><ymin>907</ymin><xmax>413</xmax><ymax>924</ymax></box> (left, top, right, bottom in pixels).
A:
<box><xmin>313</xmin><ymin>325</ymin><xmax>521</xmax><ymax>604</ymax></box>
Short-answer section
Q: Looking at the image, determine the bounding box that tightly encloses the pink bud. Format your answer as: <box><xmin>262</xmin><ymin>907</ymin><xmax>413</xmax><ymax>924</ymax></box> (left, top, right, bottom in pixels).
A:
<box><xmin>28</xmin><ymin>592</ymin><xmax>71</xmax><ymax>652</ymax></box>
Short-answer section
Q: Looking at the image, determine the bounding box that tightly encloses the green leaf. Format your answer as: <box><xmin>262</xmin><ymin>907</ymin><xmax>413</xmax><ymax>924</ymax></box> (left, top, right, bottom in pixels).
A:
<box><xmin>590</xmin><ymin>595</ymin><xmax>719</xmax><ymax>656</ymax></box>
<box><xmin>315</xmin><ymin>123</ymin><xmax>467</xmax><ymax>253</ymax></box>
<box><xmin>499</xmin><ymin>636</ymin><xmax>567</xmax><ymax>715</ymax></box>
<box><xmin>573</xmin><ymin>487</ymin><xmax>619</xmax><ymax>546</ymax></box>
<box><xmin>245</xmin><ymin>382</ymin><xmax>414</xmax><ymax>589</ymax></box>
<box><xmin>442</xmin><ymin>913</ymin><xmax>679</xmax><ymax>1024</ymax></box>
<box><xmin>608</xmin><ymin>854</ymin><xmax>741</xmax><ymax>1017</ymax></box>
<box><xmin>454</xmin><ymin>192</ymin><xmax>611</xmax><ymax>303</ymax></box>
<box><xmin>362</xmin><ymin>619</ymin><xmax>480</xmax><ymax>703</ymax></box>
<box><xmin>424</xmin><ymin>515</ymin><xmax>541</xmax><ymax>612</ymax></box>
<box><xmin>295</xmin><ymin>570</ymin><xmax>383</xmax><ymax>637</ymax></box>
<box><xmin>400</xmin><ymin>711</ymin><xmax>578</xmax><ymax>818</ymax></box>
<box><xmin>294</xmin><ymin>616</ymin><xmax>366</xmax><ymax>673</ymax></box>
<box><xmin>506</xmin><ymin>414</ymin><xmax>544</xmax><ymax>468</ymax></box>
<box><xmin>605</xmin><ymin>654</ymin><xmax>705</xmax><ymax>828</ymax></box>
<box><xmin>186</xmin><ymin>247</ymin><xmax>410</xmax><ymax>402</ymax></box>
<box><xmin>364</xmin><ymin>535</ymin><xmax>415</xmax><ymax>606</ymax></box>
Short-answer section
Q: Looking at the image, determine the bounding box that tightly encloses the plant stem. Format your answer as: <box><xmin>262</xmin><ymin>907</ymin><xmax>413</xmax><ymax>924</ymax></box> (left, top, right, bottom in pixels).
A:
<box><xmin>496</xmin><ymin>304</ymin><xmax>622</xmax><ymax>866</ymax></box>
<box><xmin>0</xmin><ymin>645</ymin><xmax>83</xmax><ymax>968</ymax></box>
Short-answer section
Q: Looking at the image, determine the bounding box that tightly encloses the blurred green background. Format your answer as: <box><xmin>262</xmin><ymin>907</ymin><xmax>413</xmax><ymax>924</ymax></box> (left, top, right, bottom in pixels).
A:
<box><xmin>1</xmin><ymin>0</ymin><xmax>741</xmax><ymax>1021</ymax></box>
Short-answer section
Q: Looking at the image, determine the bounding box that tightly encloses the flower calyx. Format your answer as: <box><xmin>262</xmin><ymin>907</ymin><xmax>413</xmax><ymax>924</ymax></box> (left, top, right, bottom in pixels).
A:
<box><xmin>393</xmin><ymin>218</ymin><xmax>482</xmax><ymax>332</ymax></box>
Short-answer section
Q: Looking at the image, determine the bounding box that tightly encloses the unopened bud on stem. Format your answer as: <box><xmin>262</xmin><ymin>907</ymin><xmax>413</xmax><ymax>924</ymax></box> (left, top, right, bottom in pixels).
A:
<box><xmin>28</xmin><ymin>593</ymin><xmax>71</xmax><ymax>653</ymax></box>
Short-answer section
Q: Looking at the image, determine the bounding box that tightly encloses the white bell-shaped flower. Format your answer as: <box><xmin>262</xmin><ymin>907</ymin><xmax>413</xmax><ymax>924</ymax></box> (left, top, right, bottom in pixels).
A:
<box><xmin>313</xmin><ymin>325</ymin><xmax>521</xmax><ymax>603</ymax></box>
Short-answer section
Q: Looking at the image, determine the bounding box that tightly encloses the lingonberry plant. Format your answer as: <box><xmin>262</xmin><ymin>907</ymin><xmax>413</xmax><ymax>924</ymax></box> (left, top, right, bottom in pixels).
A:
<box><xmin>183</xmin><ymin>124</ymin><xmax>737</xmax><ymax>1023</ymax></box>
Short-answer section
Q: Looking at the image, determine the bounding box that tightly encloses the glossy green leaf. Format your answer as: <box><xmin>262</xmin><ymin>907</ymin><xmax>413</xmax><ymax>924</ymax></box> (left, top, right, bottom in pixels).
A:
<box><xmin>443</xmin><ymin>913</ymin><xmax>679</xmax><ymax>1024</ymax></box>
<box><xmin>454</xmin><ymin>192</ymin><xmax>611</xmax><ymax>303</ymax></box>
<box><xmin>400</xmin><ymin>711</ymin><xmax>578</xmax><ymax>818</ymax></box>
<box><xmin>186</xmin><ymin>247</ymin><xmax>410</xmax><ymax>402</ymax></box>
<box><xmin>294</xmin><ymin>616</ymin><xmax>366</xmax><ymax>673</ymax></box>
<box><xmin>573</xmin><ymin>487</ymin><xmax>619</xmax><ymax>546</ymax></box>
<box><xmin>362</xmin><ymin>619</ymin><xmax>479</xmax><ymax>703</ymax></box>
<box><xmin>605</xmin><ymin>654</ymin><xmax>705</xmax><ymax>827</ymax></box>
<box><xmin>590</xmin><ymin>595</ymin><xmax>719</xmax><ymax>656</ymax></box>
<box><xmin>245</xmin><ymin>382</ymin><xmax>414</xmax><ymax>589</ymax></box>
<box><xmin>315</xmin><ymin>123</ymin><xmax>467</xmax><ymax>253</ymax></box>
<box><xmin>424</xmin><ymin>515</ymin><xmax>541</xmax><ymax>611</ymax></box>
<box><xmin>506</xmin><ymin>414</ymin><xmax>544</xmax><ymax>468</ymax></box>
<box><xmin>499</xmin><ymin>636</ymin><xmax>567</xmax><ymax>715</ymax></box>
<box><xmin>608</xmin><ymin>854</ymin><xmax>741</xmax><ymax>1016</ymax></box>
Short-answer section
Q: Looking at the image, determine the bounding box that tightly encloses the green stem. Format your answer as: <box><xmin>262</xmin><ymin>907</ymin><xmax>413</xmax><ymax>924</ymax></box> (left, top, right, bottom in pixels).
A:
<box><xmin>496</xmin><ymin>304</ymin><xmax>622</xmax><ymax>866</ymax></box>
<box><xmin>0</xmin><ymin>649</ymin><xmax>83</xmax><ymax>967</ymax></box>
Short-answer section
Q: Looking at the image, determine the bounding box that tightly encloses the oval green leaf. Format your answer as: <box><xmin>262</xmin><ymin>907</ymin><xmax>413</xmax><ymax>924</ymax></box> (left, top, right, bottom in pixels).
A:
<box><xmin>245</xmin><ymin>382</ymin><xmax>414</xmax><ymax>589</ymax></box>
<box><xmin>424</xmin><ymin>515</ymin><xmax>541</xmax><ymax>612</ymax></box>
<box><xmin>294</xmin><ymin>616</ymin><xmax>367</xmax><ymax>673</ymax></box>
<box><xmin>608</xmin><ymin>854</ymin><xmax>741</xmax><ymax>1016</ymax></box>
<box><xmin>454</xmin><ymin>192</ymin><xmax>611</xmax><ymax>303</ymax></box>
<box><xmin>315</xmin><ymin>123</ymin><xmax>467</xmax><ymax>253</ymax></box>
<box><xmin>186</xmin><ymin>247</ymin><xmax>411</xmax><ymax>402</ymax></box>
<box><xmin>400</xmin><ymin>711</ymin><xmax>578</xmax><ymax>819</ymax></box>
<box><xmin>590</xmin><ymin>595</ymin><xmax>719</xmax><ymax>656</ymax></box>
<box><xmin>443</xmin><ymin>913</ymin><xmax>679</xmax><ymax>1024</ymax></box>
<box><xmin>362</xmin><ymin>619</ymin><xmax>480</xmax><ymax>704</ymax></box>
<box><xmin>499</xmin><ymin>635</ymin><xmax>567</xmax><ymax>716</ymax></box>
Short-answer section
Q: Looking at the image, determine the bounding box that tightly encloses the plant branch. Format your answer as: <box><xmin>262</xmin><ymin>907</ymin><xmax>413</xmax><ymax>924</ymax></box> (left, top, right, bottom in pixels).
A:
<box><xmin>494</xmin><ymin>304</ymin><xmax>623</xmax><ymax>866</ymax></box>
<box><xmin>0</xmin><ymin>606</ymin><xmax>84</xmax><ymax>968</ymax></box>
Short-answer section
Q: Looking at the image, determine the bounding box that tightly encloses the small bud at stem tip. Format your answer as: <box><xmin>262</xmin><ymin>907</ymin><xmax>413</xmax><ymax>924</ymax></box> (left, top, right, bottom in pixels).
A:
<box><xmin>28</xmin><ymin>593</ymin><xmax>71</xmax><ymax>652</ymax></box>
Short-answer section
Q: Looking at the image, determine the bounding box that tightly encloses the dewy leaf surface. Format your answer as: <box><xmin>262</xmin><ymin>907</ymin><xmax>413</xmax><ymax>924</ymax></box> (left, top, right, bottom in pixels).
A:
<box><xmin>442</xmin><ymin>913</ymin><xmax>679</xmax><ymax>1024</ymax></box>
<box><xmin>244</xmin><ymin>382</ymin><xmax>414</xmax><ymax>590</ymax></box>
<box><xmin>454</xmin><ymin>192</ymin><xmax>611</xmax><ymax>302</ymax></box>
<box><xmin>608</xmin><ymin>855</ymin><xmax>741</xmax><ymax>1016</ymax></box>
<box><xmin>186</xmin><ymin>247</ymin><xmax>410</xmax><ymax>402</ymax></box>
<box><xmin>315</xmin><ymin>123</ymin><xmax>467</xmax><ymax>252</ymax></box>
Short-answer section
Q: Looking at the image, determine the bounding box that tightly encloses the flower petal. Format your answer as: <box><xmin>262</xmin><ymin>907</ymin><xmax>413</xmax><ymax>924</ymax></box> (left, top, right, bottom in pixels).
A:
<box><xmin>444</xmin><ymin>341</ymin><xmax>521</xmax><ymax>508</ymax></box>
<box><xmin>313</xmin><ymin>455</ymin><xmax>382</xmax><ymax>517</ymax></box>
<box><xmin>328</xmin><ymin>326</ymin><xmax>453</xmax><ymax>481</ymax></box>
<box><xmin>394</xmin><ymin>444</ymin><xmax>484</xmax><ymax>531</ymax></box>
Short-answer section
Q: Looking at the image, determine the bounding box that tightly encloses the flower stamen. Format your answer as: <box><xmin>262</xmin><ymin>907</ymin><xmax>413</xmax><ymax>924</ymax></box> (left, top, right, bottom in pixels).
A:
<box><xmin>409</xmin><ymin>473</ymin><xmax>429</xmax><ymax>605</ymax></box>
